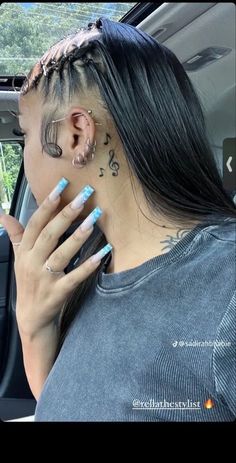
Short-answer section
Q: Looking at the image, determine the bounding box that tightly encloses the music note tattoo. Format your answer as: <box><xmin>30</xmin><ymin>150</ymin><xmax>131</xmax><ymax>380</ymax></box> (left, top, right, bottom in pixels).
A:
<box><xmin>99</xmin><ymin>167</ymin><xmax>105</xmax><ymax>177</ymax></box>
<box><xmin>99</xmin><ymin>134</ymin><xmax>119</xmax><ymax>177</ymax></box>
<box><xmin>109</xmin><ymin>150</ymin><xmax>119</xmax><ymax>176</ymax></box>
<box><xmin>104</xmin><ymin>133</ymin><xmax>111</xmax><ymax>145</ymax></box>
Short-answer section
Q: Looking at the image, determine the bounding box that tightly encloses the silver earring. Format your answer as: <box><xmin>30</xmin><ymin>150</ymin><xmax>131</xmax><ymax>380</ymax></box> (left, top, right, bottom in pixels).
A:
<box><xmin>72</xmin><ymin>154</ymin><xmax>87</xmax><ymax>168</ymax></box>
<box><xmin>87</xmin><ymin>109</ymin><xmax>102</xmax><ymax>126</ymax></box>
<box><xmin>82</xmin><ymin>138</ymin><xmax>96</xmax><ymax>162</ymax></box>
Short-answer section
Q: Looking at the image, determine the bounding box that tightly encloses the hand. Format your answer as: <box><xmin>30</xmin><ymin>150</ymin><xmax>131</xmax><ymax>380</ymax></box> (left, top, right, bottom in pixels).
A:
<box><xmin>0</xmin><ymin>180</ymin><xmax>109</xmax><ymax>337</ymax></box>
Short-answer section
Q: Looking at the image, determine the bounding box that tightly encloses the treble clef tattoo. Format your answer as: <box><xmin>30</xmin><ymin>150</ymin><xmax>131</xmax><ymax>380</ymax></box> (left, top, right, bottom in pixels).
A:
<box><xmin>108</xmin><ymin>150</ymin><xmax>119</xmax><ymax>176</ymax></box>
<box><xmin>99</xmin><ymin>133</ymin><xmax>120</xmax><ymax>177</ymax></box>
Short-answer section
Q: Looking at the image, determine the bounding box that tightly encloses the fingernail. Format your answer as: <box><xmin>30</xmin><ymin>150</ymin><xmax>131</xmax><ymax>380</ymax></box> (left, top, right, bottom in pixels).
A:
<box><xmin>0</xmin><ymin>206</ymin><xmax>5</xmax><ymax>216</ymax></box>
<box><xmin>79</xmin><ymin>206</ymin><xmax>102</xmax><ymax>232</ymax></box>
<box><xmin>48</xmin><ymin>177</ymin><xmax>70</xmax><ymax>202</ymax></box>
<box><xmin>70</xmin><ymin>185</ymin><xmax>95</xmax><ymax>210</ymax></box>
<box><xmin>90</xmin><ymin>243</ymin><xmax>113</xmax><ymax>263</ymax></box>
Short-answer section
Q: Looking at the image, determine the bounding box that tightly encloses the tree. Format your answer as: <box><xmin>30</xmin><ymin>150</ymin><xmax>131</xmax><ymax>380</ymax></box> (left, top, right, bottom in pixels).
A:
<box><xmin>0</xmin><ymin>2</ymin><xmax>136</xmax><ymax>75</ymax></box>
<box><xmin>0</xmin><ymin>143</ymin><xmax>22</xmax><ymax>206</ymax></box>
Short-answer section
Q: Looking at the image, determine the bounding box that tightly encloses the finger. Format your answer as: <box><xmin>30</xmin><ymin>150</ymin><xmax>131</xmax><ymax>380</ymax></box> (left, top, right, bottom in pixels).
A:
<box><xmin>33</xmin><ymin>185</ymin><xmax>96</xmax><ymax>263</ymax></box>
<box><xmin>45</xmin><ymin>222</ymin><xmax>94</xmax><ymax>272</ymax></box>
<box><xmin>20</xmin><ymin>177</ymin><xmax>69</xmax><ymax>251</ymax></box>
<box><xmin>0</xmin><ymin>213</ymin><xmax>24</xmax><ymax>255</ymax></box>
<box><xmin>58</xmin><ymin>243</ymin><xmax>113</xmax><ymax>294</ymax></box>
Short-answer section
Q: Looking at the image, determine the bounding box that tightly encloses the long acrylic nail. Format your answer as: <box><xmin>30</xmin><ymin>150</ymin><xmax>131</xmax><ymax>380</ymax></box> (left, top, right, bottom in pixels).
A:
<box><xmin>70</xmin><ymin>185</ymin><xmax>95</xmax><ymax>210</ymax></box>
<box><xmin>48</xmin><ymin>177</ymin><xmax>70</xmax><ymax>202</ymax></box>
<box><xmin>79</xmin><ymin>206</ymin><xmax>103</xmax><ymax>232</ymax></box>
<box><xmin>90</xmin><ymin>243</ymin><xmax>113</xmax><ymax>263</ymax></box>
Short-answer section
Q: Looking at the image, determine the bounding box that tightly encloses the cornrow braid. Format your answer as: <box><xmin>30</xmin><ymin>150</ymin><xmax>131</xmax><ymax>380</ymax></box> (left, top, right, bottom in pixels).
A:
<box><xmin>22</xmin><ymin>41</ymin><xmax>99</xmax><ymax>96</ymax></box>
<box><xmin>19</xmin><ymin>18</ymin><xmax>102</xmax><ymax>96</ymax></box>
<box><xmin>19</xmin><ymin>19</ymin><xmax>105</xmax><ymax>156</ymax></box>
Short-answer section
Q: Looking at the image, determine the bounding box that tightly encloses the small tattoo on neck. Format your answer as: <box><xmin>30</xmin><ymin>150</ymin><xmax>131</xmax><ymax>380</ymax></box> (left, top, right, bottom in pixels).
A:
<box><xmin>99</xmin><ymin>167</ymin><xmax>105</xmax><ymax>177</ymax></box>
<box><xmin>108</xmin><ymin>150</ymin><xmax>119</xmax><ymax>176</ymax></box>
<box><xmin>104</xmin><ymin>133</ymin><xmax>111</xmax><ymax>145</ymax></box>
<box><xmin>99</xmin><ymin>131</ymin><xmax>120</xmax><ymax>177</ymax></box>
<box><xmin>160</xmin><ymin>228</ymin><xmax>192</xmax><ymax>252</ymax></box>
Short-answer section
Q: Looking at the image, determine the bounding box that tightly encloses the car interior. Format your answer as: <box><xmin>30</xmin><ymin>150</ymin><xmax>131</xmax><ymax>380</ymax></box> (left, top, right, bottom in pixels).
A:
<box><xmin>0</xmin><ymin>2</ymin><xmax>235</xmax><ymax>421</ymax></box>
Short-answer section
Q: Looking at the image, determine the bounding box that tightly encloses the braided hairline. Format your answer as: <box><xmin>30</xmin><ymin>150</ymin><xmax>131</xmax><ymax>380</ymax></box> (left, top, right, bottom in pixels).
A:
<box><xmin>21</xmin><ymin>48</ymin><xmax>92</xmax><ymax>95</ymax></box>
<box><xmin>21</xmin><ymin>19</ymin><xmax>103</xmax><ymax>95</ymax></box>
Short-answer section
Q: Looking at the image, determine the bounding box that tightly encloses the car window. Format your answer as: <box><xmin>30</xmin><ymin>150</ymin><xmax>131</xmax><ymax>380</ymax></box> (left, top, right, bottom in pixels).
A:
<box><xmin>0</xmin><ymin>2</ymin><xmax>137</xmax><ymax>75</ymax></box>
<box><xmin>0</xmin><ymin>141</ymin><xmax>22</xmax><ymax>218</ymax></box>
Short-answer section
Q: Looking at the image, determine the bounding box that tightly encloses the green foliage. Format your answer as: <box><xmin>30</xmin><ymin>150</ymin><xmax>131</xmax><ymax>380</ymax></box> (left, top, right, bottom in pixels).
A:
<box><xmin>0</xmin><ymin>143</ymin><xmax>22</xmax><ymax>205</ymax></box>
<box><xmin>0</xmin><ymin>2</ymin><xmax>136</xmax><ymax>75</ymax></box>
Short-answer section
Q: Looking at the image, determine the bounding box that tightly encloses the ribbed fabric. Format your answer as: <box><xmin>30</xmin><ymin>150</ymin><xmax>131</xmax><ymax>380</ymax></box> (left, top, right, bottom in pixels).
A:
<box><xmin>35</xmin><ymin>218</ymin><xmax>236</xmax><ymax>421</ymax></box>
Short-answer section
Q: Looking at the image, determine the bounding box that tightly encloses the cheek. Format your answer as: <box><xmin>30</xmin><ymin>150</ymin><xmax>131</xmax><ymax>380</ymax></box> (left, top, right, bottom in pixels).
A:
<box><xmin>23</xmin><ymin>143</ymin><xmax>41</xmax><ymax>190</ymax></box>
<box><xmin>23</xmin><ymin>143</ymin><xmax>54</xmax><ymax>205</ymax></box>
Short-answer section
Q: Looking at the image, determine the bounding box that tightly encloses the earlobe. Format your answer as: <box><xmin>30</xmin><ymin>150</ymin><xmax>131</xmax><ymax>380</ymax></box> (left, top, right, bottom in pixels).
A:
<box><xmin>72</xmin><ymin>137</ymin><xmax>96</xmax><ymax>169</ymax></box>
<box><xmin>72</xmin><ymin>138</ymin><xmax>96</xmax><ymax>168</ymax></box>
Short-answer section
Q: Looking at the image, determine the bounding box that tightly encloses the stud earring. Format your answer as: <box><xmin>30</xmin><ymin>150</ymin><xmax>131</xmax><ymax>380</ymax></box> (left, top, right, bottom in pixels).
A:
<box><xmin>87</xmin><ymin>109</ymin><xmax>102</xmax><ymax>126</ymax></box>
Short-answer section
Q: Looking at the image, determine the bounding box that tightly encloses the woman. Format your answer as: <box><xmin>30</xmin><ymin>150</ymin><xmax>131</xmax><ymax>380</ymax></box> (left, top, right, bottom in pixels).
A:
<box><xmin>0</xmin><ymin>17</ymin><xmax>235</xmax><ymax>422</ymax></box>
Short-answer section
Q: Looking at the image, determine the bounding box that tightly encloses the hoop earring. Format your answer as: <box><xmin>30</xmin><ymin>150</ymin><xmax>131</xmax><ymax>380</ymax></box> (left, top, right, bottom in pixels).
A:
<box><xmin>85</xmin><ymin>139</ymin><xmax>96</xmax><ymax>160</ymax></box>
<box><xmin>72</xmin><ymin>154</ymin><xmax>87</xmax><ymax>168</ymax></box>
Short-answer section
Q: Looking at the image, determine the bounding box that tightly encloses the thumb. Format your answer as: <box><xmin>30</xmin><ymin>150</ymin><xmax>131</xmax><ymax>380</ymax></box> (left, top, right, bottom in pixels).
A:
<box><xmin>0</xmin><ymin>209</ymin><xmax>25</xmax><ymax>251</ymax></box>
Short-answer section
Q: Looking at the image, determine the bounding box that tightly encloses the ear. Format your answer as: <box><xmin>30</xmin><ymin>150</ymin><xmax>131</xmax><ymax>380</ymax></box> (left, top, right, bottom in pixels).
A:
<box><xmin>67</xmin><ymin>106</ymin><xmax>96</xmax><ymax>156</ymax></box>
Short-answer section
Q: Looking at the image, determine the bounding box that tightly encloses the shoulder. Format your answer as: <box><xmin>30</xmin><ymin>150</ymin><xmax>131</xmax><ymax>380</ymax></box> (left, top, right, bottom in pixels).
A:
<box><xmin>202</xmin><ymin>218</ymin><xmax>236</xmax><ymax>243</ymax></box>
<box><xmin>198</xmin><ymin>218</ymin><xmax>236</xmax><ymax>289</ymax></box>
<box><xmin>212</xmin><ymin>289</ymin><xmax>236</xmax><ymax>417</ymax></box>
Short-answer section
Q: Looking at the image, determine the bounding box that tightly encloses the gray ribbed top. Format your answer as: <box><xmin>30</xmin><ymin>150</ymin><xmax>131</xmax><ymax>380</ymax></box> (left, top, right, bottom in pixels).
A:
<box><xmin>35</xmin><ymin>218</ymin><xmax>236</xmax><ymax>422</ymax></box>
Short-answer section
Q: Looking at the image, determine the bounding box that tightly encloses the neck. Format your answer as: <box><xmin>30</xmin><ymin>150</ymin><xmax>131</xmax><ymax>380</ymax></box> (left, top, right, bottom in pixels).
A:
<box><xmin>98</xmin><ymin>204</ymin><xmax>197</xmax><ymax>274</ymax></box>
<box><xmin>88</xmin><ymin>162</ymin><xmax>200</xmax><ymax>274</ymax></box>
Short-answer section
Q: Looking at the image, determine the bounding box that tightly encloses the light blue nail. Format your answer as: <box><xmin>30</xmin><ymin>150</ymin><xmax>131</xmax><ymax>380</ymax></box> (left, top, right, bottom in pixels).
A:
<box><xmin>90</xmin><ymin>243</ymin><xmax>113</xmax><ymax>263</ymax></box>
<box><xmin>92</xmin><ymin>206</ymin><xmax>103</xmax><ymax>224</ymax></box>
<box><xmin>70</xmin><ymin>185</ymin><xmax>95</xmax><ymax>210</ymax></box>
<box><xmin>58</xmin><ymin>177</ymin><xmax>70</xmax><ymax>193</ymax></box>
<box><xmin>100</xmin><ymin>243</ymin><xmax>113</xmax><ymax>257</ymax></box>
<box><xmin>79</xmin><ymin>206</ymin><xmax>103</xmax><ymax>232</ymax></box>
<box><xmin>81</xmin><ymin>185</ymin><xmax>95</xmax><ymax>202</ymax></box>
<box><xmin>49</xmin><ymin>177</ymin><xmax>70</xmax><ymax>201</ymax></box>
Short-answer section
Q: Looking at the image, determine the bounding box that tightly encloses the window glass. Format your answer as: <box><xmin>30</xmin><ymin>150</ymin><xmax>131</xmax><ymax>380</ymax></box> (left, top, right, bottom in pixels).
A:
<box><xmin>0</xmin><ymin>142</ymin><xmax>22</xmax><ymax>218</ymax></box>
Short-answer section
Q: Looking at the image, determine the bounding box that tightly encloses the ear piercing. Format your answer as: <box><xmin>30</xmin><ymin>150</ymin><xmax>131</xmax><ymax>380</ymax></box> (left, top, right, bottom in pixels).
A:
<box><xmin>71</xmin><ymin>109</ymin><xmax>100</xmax><ymax>168</ymax></box>
<box><xmin>72</xmin><ymin>138</ymin><xmax>96</xmax><ymax>168</ymax></box>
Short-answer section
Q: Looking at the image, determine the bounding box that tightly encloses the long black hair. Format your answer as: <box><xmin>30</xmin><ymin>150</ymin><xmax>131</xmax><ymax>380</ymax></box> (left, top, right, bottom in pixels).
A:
<box><xmin>21</xmin><ymin>17</ymin><xmax>236</xmax><ymax>355</ymax></box>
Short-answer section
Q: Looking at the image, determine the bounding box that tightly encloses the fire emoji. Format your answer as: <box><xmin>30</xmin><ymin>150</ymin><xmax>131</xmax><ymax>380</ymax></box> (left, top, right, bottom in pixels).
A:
<box><xmin>204</xmin><ymin>398</ymin><xmax>214</xmax><ymax>409</ymax></box>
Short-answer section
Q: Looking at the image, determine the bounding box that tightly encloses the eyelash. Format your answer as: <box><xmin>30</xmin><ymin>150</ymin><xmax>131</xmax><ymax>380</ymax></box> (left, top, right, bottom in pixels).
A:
<box><xmin>12</xmin><ymin>128</ymin><xmax>26</xmax><ymax>138</ymax></box>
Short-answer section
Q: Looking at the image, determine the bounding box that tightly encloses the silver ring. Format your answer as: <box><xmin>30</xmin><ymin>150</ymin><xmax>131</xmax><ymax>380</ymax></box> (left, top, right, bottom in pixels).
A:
<box><xmin>45</xmin><ymin>259</ymin><xmax>65</xmax><ymax>276</ymax></box>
